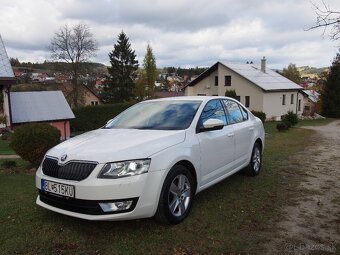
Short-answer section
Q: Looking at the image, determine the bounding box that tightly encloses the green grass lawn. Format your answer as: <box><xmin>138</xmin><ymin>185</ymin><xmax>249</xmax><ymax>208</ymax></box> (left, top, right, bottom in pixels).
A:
<box><xmin>0</xmin><ymin>119</ymin><xmax>333</xmax><ymax>255</ymax></box>
<box><xmin>0</xmin><ymin>140</ymin><xmax>15</xmax><ymax>155</ymax></box>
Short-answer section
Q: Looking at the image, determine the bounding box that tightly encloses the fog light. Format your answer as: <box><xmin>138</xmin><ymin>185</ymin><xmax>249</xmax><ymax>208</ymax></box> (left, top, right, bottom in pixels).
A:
<box><xmin>99</xmin><ymin>200</ymin><xmax>133</xmax><ymax>212</ymax></box>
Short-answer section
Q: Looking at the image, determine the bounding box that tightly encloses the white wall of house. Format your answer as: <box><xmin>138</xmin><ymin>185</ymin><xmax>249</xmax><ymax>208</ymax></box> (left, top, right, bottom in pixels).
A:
<box><xmin>184</xmin><ymin>70</ymin><xmax>218</xmax><ymax>96</ymax></box>
<box><xmin>263</xmin><ymin>92</ymin><xmax>304</xmax><ymax>120</ymax></box>
<box><xmin>217</xmin><ymin>63</ymin><xmax>264</xmax><ymax>111</ymax></box>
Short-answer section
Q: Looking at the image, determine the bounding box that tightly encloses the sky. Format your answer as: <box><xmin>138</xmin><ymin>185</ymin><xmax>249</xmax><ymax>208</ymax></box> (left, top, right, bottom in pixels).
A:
<box><xmin>0</xmin><ymin>0</ymin><xmax>339</xmax><ymax>69</ymax></box>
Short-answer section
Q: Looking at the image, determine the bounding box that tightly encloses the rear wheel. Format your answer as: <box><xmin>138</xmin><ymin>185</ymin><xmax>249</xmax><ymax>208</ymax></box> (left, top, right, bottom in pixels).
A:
<box><xmin>243</xmin><ymin>143</ymin><xmax>262</xmax><ymax>176</ymax></box>
<box><xmin>155</xmin><ymin>165</ymin><xmax>194</xmax><ymax>224</ymax></box>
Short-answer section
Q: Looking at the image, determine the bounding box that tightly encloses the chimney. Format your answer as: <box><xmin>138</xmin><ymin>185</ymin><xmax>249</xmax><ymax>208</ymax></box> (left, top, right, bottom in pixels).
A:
<box><xmin>261</xmin><ymin>56</ymin><xmax>266</xmax><ymax>72</ymax></box>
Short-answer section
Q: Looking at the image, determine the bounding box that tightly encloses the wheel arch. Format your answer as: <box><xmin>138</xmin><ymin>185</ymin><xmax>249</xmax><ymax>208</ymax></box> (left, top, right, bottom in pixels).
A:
<box><xmin>255</xmin><ymin>138</ymin><xmax>263</xmax><ymax>152</ymax></box>
<box><xmin>174</xmin><ymin>160</ymin><xmax>198</xmax><ymax>194</ymax></box>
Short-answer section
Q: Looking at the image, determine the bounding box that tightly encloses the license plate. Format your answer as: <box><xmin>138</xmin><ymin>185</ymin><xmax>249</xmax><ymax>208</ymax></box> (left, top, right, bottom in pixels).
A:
<box><xmin>41</xmin><ymin>179</ymin><xmax>75</xmax><ymax>198</ymax></box>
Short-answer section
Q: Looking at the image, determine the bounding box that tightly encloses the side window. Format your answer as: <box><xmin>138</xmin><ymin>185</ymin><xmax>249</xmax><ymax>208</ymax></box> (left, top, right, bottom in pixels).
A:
<box><xmin>223</xmin><ymin>100</ymin><xmax>244</xmax><ymax>124</ymax></box>
<box><xmin>240</xmin><ymin>106</ymin><xmax>248</xmax><ymax>121</ymax></box>
<box><xmin>199</xmin><ymin>100</ymin><xmax>227</xmax><ymax>127</ymax></box>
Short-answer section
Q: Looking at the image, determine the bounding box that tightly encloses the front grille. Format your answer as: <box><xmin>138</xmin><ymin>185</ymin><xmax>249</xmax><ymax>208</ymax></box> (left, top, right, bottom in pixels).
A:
<box><xmin>38</xmin><ymin>190</ymin><xmax>138</xmax><ymax>215</ymax></box>
<box><xmin>42</xmin><ymin>157</ymin><xmax>97</xmax><ymax>181</ymax></box>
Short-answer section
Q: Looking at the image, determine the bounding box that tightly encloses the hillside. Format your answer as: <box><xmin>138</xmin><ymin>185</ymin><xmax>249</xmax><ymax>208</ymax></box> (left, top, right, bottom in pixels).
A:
<box><xmin>297</xmin><ymin>66</ymin><xmax>329</xmax><ymax>79</ymax></box>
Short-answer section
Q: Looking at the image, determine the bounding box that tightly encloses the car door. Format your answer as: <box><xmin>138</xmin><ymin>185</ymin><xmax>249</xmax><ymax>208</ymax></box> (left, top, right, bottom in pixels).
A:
<box><xmin>222</xmin><ymin>99</ymin><xmax>254</xmax><ymax>167</ymax></box>
<box><xmin>196</xmin><ymin>99</ymin><xmax>235</xmax><ymax>186</ymax></box>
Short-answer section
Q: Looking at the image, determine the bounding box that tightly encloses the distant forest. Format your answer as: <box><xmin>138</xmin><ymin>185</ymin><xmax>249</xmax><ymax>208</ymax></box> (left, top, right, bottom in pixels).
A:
<box><xmin>163</xmin><ymin>66</ymin><xmax>208</xmax><ymax>77</ymax></box>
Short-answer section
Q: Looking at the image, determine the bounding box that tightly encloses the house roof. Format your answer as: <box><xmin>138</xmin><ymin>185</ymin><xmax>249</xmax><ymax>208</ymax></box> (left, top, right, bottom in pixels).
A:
<box><xmin>302</xmin><ymin>89</ymin><xmax>320</xmax><ymax>103</ymax></box>
<box><xmin>0</xmin><ymin>34</ymin><xmax>15</xmax><ymax>80</ymax></box>
<box><xmin>186</xmin><ymin>61</ymin><xmax>302</xmax><ymax>92</ymax></box>
<box><xmin>10</xmin><ymin>91</ymin><xmax>75</xmax><ymax>124</ymax></box>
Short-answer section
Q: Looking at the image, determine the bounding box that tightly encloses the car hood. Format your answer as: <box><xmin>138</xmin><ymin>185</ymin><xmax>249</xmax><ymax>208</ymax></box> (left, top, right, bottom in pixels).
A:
<box><xmin>46</xmin><ymin>128</ymin><xmax>186</xmax><ymax>163</ymax></box>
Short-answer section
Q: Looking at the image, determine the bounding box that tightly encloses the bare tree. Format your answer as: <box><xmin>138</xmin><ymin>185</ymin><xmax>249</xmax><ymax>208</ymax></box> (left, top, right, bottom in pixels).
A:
<box><xmin>50</xmin><ymin>23</ymin><xmax>98</xmax><ymax>107</ymax></box>
<box><xmin>307</xmin><ymin>1</ymin><xmax>340</xmax><ymax>40</ymax></box>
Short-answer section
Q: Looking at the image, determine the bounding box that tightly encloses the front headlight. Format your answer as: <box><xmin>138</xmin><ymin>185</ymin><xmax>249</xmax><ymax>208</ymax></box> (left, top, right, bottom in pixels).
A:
<box><xmin>98</xmin><ymin>159</ymin><xmax>151</xmax><ymax>179</ymax></box>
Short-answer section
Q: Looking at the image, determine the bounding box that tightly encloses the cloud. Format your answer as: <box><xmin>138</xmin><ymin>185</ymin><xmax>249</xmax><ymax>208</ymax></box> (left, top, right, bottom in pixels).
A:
<box><xmin>0</xmin><ymin>0</ymin><xmax>339</xmax><ymax>68</ymax></box>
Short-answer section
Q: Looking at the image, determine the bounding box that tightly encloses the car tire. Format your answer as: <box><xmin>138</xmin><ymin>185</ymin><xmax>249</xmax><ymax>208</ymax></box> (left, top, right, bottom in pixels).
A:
<box><xmin>243</xmin><ymin>143</ymin><xmax>262</xmax><ymax>176</ymax></box>
<box><xmin>155</xmin><ymin>165</ymin><xmax>194</xmax><ymax>224</ymax></box>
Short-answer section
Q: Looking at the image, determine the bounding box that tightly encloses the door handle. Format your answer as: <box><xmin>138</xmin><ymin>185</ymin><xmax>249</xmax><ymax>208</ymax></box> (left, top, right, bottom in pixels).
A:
<box><xmin>249</xmin><ymin>127</ymin><xmax>254</xmax><ymax>131</ymax></box>
<box><xmin>227</xmin><ymin>132</ymin><xmax>234</xmax><ymax>137</ymax></box>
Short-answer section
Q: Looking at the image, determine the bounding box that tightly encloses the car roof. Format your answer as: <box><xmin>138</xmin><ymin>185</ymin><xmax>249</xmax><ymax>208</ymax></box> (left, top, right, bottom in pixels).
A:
<box><xmin>144</xmin><ymin>96</ymin><xmax>232</xmax><ymax>103</ymax></box>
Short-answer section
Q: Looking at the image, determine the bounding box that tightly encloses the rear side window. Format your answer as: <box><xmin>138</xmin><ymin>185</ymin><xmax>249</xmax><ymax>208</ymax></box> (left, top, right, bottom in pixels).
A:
<box><xmin>198</xmin><ymin>100</ymin><xmax>227</xmax><ymax>128</ymax></box>
<box><xmin>240</xmin><ymin>106</ymin><xmax>248</xmax><ymax>121</ymax></box>
<box><xmin>223</xmin><ymin>100</ymin><xmax>244</xmax><ymax>124</ymax></box>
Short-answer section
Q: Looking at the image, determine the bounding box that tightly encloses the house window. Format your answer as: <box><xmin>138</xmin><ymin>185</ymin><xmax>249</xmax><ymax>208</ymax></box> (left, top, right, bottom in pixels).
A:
<box><xmin>212</xmin><ymin>94</ymin><xmax>218</xmax><ymax>96</ymax></box>
<box><xmin>224</xmin><ymin>76</ymin><xmax>231</xmax><ymax>86</ymax></box>
<box><xmin>197</xmin><ymin>94</ymin><xmax>206</xmax><ymax>96</ymax></box>
<box><xmin>245</xmin><ymin>96</ymin><xmax>250</xmax><ymax>108</ymax></box>
<box><xmin>236</xmin><ymin>96</ymin><xmax>241</xmax><ymax>102</ymax></box>
<box><xmin>214</xmin><ymin>76</ymin><xmax>218</xmax><ymax>86</ymax></box>
<box><xmin>298</xmin><ymin>99</ymin><xmax>301</xmax><ymax>111</ymax></box>
<box><xmin>91</xmin><ymin>101</ymin><xmax>99</xmax><ymax>106</ymax></box>
<box><xmin>291</xmin><ymin>94</ymin><xmax>294</xmax><ymax>104</ymax></box>
<box><xmin>282</xmin><ymin>94</ymin><xmax>286</xmax><ymax>105</ymax></box>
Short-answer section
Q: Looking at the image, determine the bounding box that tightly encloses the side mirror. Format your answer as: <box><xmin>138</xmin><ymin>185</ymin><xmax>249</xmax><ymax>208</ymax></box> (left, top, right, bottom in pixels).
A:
<box><xmin>199</xmin><ymin>118</ymin><xmax>225</xmax><ymax>132</ymax></box>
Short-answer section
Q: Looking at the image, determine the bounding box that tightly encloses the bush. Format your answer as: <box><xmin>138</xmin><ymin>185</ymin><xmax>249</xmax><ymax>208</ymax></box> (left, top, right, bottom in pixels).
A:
<box><xmin>251</xmin><ymin>111</ymin><xmax>266</xmax><ymax>123</ymax></box>
<box><xmin>225</xmin><ymin>89</ymin><xmax>238</xmax><ymax>100</ymax></box>
<box><xmin>71</xmin><ymin>102</ymin><xmax>134</xmax><ymax>132</ymax></box>
<box><xmin>276</xmin><ymin>122</ymin><xmax>290</xmax><ymax>132</ymax></box>
<box><xmin>281</xmin><ymin>111</ymin><xmax>298</xmax><ymax>126</ymax></box>
<box><xmin>283</xmin><ymin>121</ymin><xmax>292</xmax><ymax>128</ymax></box>
<box><xmin>10</xmin><ymin>124</ymin><xmax>60</xmax><ymax>167</ymax></box>
<box><xmin>0</xmin><ymin>128</ymin><xmax>11</xmax><ymax>141</ymax></box>
<box><xmin>1</xmin><ymin>160</ymin><xmax>17</xmax><ymax>168</ymax></box>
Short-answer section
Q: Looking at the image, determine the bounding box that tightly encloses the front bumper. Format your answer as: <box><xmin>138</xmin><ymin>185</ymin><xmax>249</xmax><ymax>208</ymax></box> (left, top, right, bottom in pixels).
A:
<box><xmin>35</xmin><ymin>164</ymin><xmax>165</xmax><ymax>220</ymax></box>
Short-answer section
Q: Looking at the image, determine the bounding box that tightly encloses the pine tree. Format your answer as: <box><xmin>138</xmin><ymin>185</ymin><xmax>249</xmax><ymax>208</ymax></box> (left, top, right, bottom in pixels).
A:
<box><xmin>143</xmin><ymin>44</ymin><xmax>157</xmax><ymax>98</ymax></box>
<box><xmin>104</xmin><ymin>31</ymin><xmax>138</xmax><ymax>103</ymax></box>
<box><xmin>321</xmin><ymin>53</ymin><xmax>340</xmax><ymax>117</ymax></box>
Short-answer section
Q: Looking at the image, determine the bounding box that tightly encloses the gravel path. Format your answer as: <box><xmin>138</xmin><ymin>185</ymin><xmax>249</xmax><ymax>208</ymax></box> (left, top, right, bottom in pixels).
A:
<box><xmin>266</xmin><ymin>120</ymin><xmax>340</xmax><ymax>254</ymax></box>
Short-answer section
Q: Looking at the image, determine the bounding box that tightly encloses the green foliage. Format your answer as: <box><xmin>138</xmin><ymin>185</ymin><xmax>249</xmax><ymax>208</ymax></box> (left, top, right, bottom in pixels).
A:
<box><xmin>71</xmin><ymin>102</ymin><xmax>134</xmax><ymax>132</ymax></box>
<box><xmin>134</xmin><ymin>69</ymin><xmax>147</xmax><ymax>101</ymax></box>
<box><xmin>281</xmin><ymin>63</ymin><xmax>301</xmax><ymax>84</ymax></box>
<box><xmin>104</xmin><ymin>31</ymin><xmax>139</xmax><ymax>103</ymax></box>
<box><xmin>225</xmin><ymin>89</ymin><xmax>238</xmax><ymax>99</ymax></box>
<box><xmin>276</xmin><ymin>122</ymin><xmax>290</xmax><ymax>131</ymax></box>
<box><xmin>10</xmin><ymin>124</ymin><xmax>60</xmax><ymax>167</ymax></box>
<box><xmin>0</xmin><ymin>129</ymin><xmax>11</xmax><ymax>141</ymax></box>
<box><xmin>1</xmin><ymin>160</ymin><xmax>17</xmax><ymax>168</ymax></box>
<box><xmin>143</xmin><ymin>44</ymin><xmax>157</xmax><ymax>98</ymax></box>
<box><xmin>321</xmin><ymin>52</ymin><xmax>340</xmax><ymax>117</ymax></box>
<box><xmin>165</xmin><ymin>66</ymin><xmax>207</xmax><ymax>77</ymax></box>
<box><xmin>281</xmin><ymin>111</ymin><xmax>298</xmax><ymax>126</ymax></box>
<box><xmin>251</xmin><ymin>111</ymin><xmax>266</xmax><ymax>123</ymax></box>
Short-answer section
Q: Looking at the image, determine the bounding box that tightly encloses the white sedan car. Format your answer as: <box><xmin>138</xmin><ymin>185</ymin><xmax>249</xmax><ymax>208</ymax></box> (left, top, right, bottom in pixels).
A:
<box><xmin>36</xmin><ymin>96</ymin><xmax>265</xmax><ymax>224</ymax></box>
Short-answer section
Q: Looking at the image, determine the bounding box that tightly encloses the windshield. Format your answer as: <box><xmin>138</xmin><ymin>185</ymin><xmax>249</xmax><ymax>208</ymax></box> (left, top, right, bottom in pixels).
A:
<box><xmin>104</xmin><ymin>100</ymin><xmax>202</xmax><ymax>130</ymax></box>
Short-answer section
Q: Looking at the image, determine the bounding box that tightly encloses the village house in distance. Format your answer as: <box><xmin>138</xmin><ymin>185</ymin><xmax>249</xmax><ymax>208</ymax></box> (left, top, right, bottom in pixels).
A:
<box><xmin>184</xmin><ymin>57</ymin><xmax>304</xmax><ymax>120</ymax></box>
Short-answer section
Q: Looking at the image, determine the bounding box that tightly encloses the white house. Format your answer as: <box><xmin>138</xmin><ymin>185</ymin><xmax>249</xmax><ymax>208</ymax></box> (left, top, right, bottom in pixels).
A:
<box><xmin>184</xmin><ymin>58</ymin><xmax>304</xmax><ymax>120</ymax></box>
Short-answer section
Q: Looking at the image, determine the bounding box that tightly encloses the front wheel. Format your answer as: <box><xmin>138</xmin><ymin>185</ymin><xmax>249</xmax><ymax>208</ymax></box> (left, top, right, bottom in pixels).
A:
<box><xmin>155</xmin><ymin>165</ymin><xmax>194</xmax><ymax>224</ymax></box>
<box><xmin>243</xmin><ymin>143</ymin><xmax>262</xmax><ymax>176</ymax></box>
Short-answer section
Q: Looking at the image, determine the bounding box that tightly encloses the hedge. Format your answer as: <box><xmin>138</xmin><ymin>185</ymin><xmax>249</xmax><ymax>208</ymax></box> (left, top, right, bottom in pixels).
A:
<box><xmin>70</xmin><ymin>102</ymin><xmax>135</xmax><ymax>132</ymax></box>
